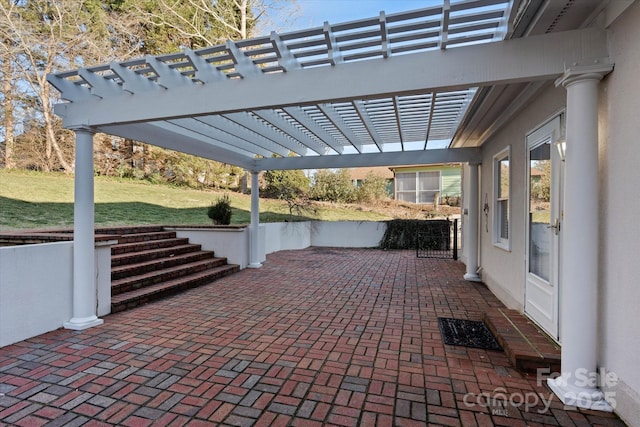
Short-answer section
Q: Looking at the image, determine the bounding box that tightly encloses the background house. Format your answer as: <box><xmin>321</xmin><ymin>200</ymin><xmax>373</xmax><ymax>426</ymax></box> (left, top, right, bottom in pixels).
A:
<box><xmin>350</xmin><ymin>164</ymin><xmax>462</xmax><ymax>205</ymax></box>
<box><xmin>391</xmin><ymin>164</ymin><xmax>461</xmax><ymax>205</ymax></box>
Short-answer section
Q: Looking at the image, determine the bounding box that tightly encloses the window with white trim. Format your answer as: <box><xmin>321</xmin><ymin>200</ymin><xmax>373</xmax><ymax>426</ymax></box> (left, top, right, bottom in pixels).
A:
<box><xmin>395</xmin><ymin>171</ymin><xmax>441</xmax><ymax>204</ymax></box>
<box><xmin>494</xmin><ymin>147</ymin><xmax>510</xmax><ymax>249</ymax></box>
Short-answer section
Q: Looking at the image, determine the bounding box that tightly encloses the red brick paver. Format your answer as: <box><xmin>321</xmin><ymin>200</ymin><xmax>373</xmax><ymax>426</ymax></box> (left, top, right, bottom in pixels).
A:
<box><xmin>0</xmin><ymin>248</ymin><xmax>626</xmax><ymax>426</ymax></box>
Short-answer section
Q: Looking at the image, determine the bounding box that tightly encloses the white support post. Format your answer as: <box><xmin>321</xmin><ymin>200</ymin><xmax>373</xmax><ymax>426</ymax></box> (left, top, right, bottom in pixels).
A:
<box><xmin>464</xmin><ymin>163</ymin><xmax>481</xmax><ymax>282</ymax></box>
<box><xmin>547</xmin><ymin>65</ymin><xmax>613</xmax><ymax>411</ymax></box>
<box><xmin>248</xmin><ymin>170</ymin><xmax>262</xmax><ymax>268</ymax></box>
<box><xmin>64</xmin><ymin>128</ymin><xmax>104</xmax><ymax>330</ymax></box>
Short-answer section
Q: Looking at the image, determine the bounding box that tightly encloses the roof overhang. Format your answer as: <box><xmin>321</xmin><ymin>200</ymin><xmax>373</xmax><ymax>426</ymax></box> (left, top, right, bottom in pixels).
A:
<box><xmin>48</xmin><ymin>1</ymin><xmax>611</xmax><ymax>171</ymax></box>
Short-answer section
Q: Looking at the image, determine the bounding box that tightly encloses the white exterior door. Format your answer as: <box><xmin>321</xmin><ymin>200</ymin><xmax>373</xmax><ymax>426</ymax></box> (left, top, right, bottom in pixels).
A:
<box><xmin>525</xmin><ymin>116</ymin><xmax>563</xmax><ymax>341</ymax></box>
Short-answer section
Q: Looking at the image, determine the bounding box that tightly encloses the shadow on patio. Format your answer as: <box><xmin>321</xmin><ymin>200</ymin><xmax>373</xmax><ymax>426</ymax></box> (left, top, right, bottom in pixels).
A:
<box><xmin>0</xmin><ymin>248</ymin><xmax>626</xmax><ymax>426</ymax></box>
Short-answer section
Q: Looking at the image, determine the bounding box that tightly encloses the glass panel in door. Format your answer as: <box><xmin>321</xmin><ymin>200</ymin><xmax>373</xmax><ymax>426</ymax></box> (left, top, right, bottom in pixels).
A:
<box><xmin>529</xmin><ymin>142</ymin><xmax>551</xmax><ymax>281</ymax></box>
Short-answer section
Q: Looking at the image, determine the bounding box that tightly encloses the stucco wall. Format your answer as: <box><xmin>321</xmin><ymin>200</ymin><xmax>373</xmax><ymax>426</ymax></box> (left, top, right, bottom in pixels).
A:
<box><xmin>474</xmin><ymin>3</ymin><xmax>640</xmax><ymax>423</ymax></box>
<box><xmin>0</xmin><ymin>240</ymin><xmax>114</xmax><ymax>347</ymax></box>
<box><xmin>310</xmin><ymin>221</ymin><xmax>386</xmax><ymax>248</ymax></box>
<box><xmin>0</xmin><ymin>242</ymin><xmax>73</xmax><ymax>347</ymax></box>
<box><xmin>264</xmin><ymin>222</ymin><xmax>312</xmax><ymax>254</ymax></box>
<box><xmin>478</xmin><ymin>86</ymin><xmax>565</xmax><ymax>311</ymax></box>
<box><xmin>171</xmin><ymin>226</ymin><xmax>251</xmax><ymax>269</ymax></box>
<box><xmin>172</xmin><ymin>221</ymin><xmax>387</xmax><ymax>266</ymax></box>
<box><xmin>597</xmin><ymin>1</ymin><xmax>640</xmax><ymax>424</ymax></box>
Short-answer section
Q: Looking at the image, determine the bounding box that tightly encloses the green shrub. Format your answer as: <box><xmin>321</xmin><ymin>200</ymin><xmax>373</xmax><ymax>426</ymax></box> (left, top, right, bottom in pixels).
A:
<box><xmin>310</xmin><ymin>169</ymin><xmax>356</xmax><ymax>203</ymax></box>
<box><xmin>355</xmin><ymin>172</ymin><xmax>391</xmax><ymax>204</ymax></box>
<box><xmin>207</xmin><ymin>194</ymin><xmax>232</xmax><ymax>225</ymax></box>
<box><xmin>263</xmin><ymin>169</ymin><xmax>310</xmax><ymax>199</ymax></box>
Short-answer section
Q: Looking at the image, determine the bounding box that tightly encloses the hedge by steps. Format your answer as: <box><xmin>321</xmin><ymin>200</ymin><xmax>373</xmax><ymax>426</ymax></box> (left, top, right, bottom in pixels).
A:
<box><xmin>380</xmin><ymin>219</ymin><xmax>451</xmax><ymax>249</ymax></box>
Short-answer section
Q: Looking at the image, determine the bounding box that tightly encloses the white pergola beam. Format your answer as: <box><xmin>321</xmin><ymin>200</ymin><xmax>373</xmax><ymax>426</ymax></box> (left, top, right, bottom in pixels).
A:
<box><xmin>271</xmin><ymin>32</ymin><xmax>301</xmax><ymax>71</ymax></box>
<box><xmin>353</xmin><ymin>101</ymin><xmax>385</xmax><ymax>152</ymax></box>
<box><xmin>109</xmin><ymin>62</ymin><xmax>159</xmax><ymax>95</ymax></box>
<box><xmin>255</xmin><ymin>147</ymin><xmax>480</xmax><ymax>170</ymax></box>
<box><xmin>146</xmin><ymin>55</ymin><xmax>193</xmax><ymax>89</ymax></box>
<box><xmin>99</xmin><ymin>123</ymin><xmax>255</xmax><ymax>169</ymax></box>
<box><xmin>77</xmin><ymin>69</ymin><xmax>121</xmax><ymax>99</ymax></box>
<box><xmin>252</xmin><ymin>109</ymin><xmax>328</xmax><ymax>155</ymax></box>
<box><xmin>283</xmin><ymin>107</ymin><xmax>344</xmax><ymax>154</ymax></box>
<box><xmin>165</xmin><ymin>118</ymin><xmax>274</xmax><ymax>158</ymax></box>
<box><xmin>317</xmin><ymin>104</ymin><xmax>363</xmax><ymax>153</ymax></box>
<box><xmin>184</xmin><ymin>48</ymin><xmax>226</xmax><ymax>83</ymax></box>
<box><xmin>55</xmin><ymin>28</ymin><xmax>609</xmax><ymax>129</ymax></box>
<box><xmin>197</xmin><ymin>116</ymin><xmax>290</xmax><ymax>158</ymax></box>
<box><xmin>223</xmin><ymin>112</ymin><xmax>309</xmax><ymax>156</ymax></box>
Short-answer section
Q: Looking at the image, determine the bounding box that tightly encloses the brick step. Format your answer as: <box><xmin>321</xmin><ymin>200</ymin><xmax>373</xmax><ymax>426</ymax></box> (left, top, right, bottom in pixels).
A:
<box><xmin>111</xmin><ymin>257</ymin><xmax>230</xmax><ymax>296</ymax></box>
<box><xmin>111</xmin><ymin>264</ymin><xmax>240</xmax><ymax>313</ymax></box>
<box><xmin>96</xmin><ymin>225</ymin><xmax>166</xmax><ymax>236</ymax></box>
<box><xmin>111</xmin><ymin>237</ymin><xmax>190</xmax><ymax>255</ymax></box>
<box><xmin>111</xmin><ymin>243</ymin><xmax>202</xmax><ymax>267</ymax></box>
<box><xmin>116</xmin><ymin>231</ymin><xmax>177</xmax><ymax>245</ymax></box>
<box><xmin>483</xmin><ymin>308</ymin><xmax>561</xmax><ymax>373</ymax></box>
<box><xmin>111</xmin><ymin>250</ymin><xmax>216</xmax><ymax>280</ymax></box>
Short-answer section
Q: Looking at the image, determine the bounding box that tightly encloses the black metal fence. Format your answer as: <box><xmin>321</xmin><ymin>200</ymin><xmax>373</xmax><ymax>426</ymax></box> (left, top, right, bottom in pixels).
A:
<box><xmin>416</xmin><ymin>219</ymin><xmax>458</xmax><ymax>260</ymax></box>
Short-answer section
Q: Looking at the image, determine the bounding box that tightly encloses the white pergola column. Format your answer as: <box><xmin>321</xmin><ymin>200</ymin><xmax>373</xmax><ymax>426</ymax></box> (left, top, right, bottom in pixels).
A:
<box><xmin>64</xmin><ymin>128</ymin><xmax>104</xmax><ymax>330</ymax></box>
<box><xmin>247</xmin><ymin>170</ymin><xmax>262</xmax><ymax>268</ymax></box>
<box><xmin>547</xmin><ymin>65</ymin><xmax>613</xmax><ymax>411</ymax></box>
<box><xmin>464</xmin><ymin>163</ymin><xmax>481</xmax><ymax>282</ymax></box>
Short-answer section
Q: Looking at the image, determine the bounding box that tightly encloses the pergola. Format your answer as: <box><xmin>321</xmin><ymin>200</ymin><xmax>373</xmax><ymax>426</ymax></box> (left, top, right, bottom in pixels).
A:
<box><xmin>48</xmin><ymin>0</ymin><xmax>608</xmax><ymax>175</ymax></box>
<box><xmin>48</xmin><ymin>0</ymin><xmax>614</xmax><ymax>411</ymax></box>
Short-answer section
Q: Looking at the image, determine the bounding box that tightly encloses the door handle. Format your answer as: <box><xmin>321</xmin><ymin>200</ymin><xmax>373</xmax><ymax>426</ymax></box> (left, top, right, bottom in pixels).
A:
<box><xmin>547</xmin><ymin>218</ymin><xmax>561</xmax><ymax>235</ymax></box>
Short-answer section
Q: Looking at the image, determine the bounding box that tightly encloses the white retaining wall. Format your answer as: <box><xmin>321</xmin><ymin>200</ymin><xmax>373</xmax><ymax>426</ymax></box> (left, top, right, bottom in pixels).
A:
<box><xmin>309</xmin><ymin>221</ymin><xmax>386</xmax><ymax>248</ymax></box>
<box><xmin>1</xmin><ymin>221</ymin><xmax>387</xmax><ymax>347</ymax></box>
<box><xmin>0</xmin><ymin>240</ymin><xmax>113</xmax><ymax>347</ymax></box>
<box><xmin>170</xmin><ymin>226</ymin><xmax>252</xmax><ymax>269</ymax></box>
<box><xmin>264</xmin><ymin>222</ymin><xmax>312</xmax><ymax>254</ymax></box>
<box><xmin>173</xmin><ymin>221</ymin><xmax>387</xmax><ymax>265</ymax></box>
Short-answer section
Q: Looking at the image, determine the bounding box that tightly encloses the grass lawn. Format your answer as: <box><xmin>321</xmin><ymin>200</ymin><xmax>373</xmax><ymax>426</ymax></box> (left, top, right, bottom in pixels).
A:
<box><xmin>0</xmin><ymin>169</ymin><xmax>392</xmax><ymax>230</ymax></box>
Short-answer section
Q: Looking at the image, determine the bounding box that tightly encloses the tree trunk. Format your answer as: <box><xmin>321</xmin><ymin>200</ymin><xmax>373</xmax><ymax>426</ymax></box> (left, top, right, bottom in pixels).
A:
<box><xmin>2</xmin><ymin>56</ymin><xmax>14</xmax><ymax>168</ymax></box>
<box><xmin>42</xmin><ymin>84</ymin><xmax>73</xmax><ymax>173</ymax></box>
<box><xmin>240</xmin><ymin>0</ymin><xmax>248</xmax><ymax>38</ymax></box>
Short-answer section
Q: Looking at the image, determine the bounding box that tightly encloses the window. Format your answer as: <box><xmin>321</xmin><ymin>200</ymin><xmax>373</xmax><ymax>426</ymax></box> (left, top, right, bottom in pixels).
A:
<box><xmin>395</xmin><ymin>171</ymin><xmax>441</xmax><ymax>204</ymax></box>
<box><xmin>396</xmin><ymin>172</ymin><xmax>417</xmax><ymax>203</ymax></box>
<box><xmin>494</xmin><ymin>147</ymin><xmax>510</xmax><ymax>249</ymax></box>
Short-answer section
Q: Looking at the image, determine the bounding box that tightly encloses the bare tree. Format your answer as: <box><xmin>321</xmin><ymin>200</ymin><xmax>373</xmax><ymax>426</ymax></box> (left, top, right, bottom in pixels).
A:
<box><xmin>126</xmin><ymin>0</ymin><xmax>298</xmax><ymax>53</ymax></box>
<box><xmin>0</xmin><ymin>0</ymin><xmax>136</xmax><ymax>172</ymax></box>
<box><xmin>1</xmin><ymin>1</ymin><xmax>83</xmax><ymax>171</ymax></box>
<box><xmin>1</xmin><ymin>39</ymin><xmax>15</xmax><ymax>168</ymax></box>
<box><xmin>0</xmin><ymin>0</ymin><xmax>299</xmax><ymax>178</ymax></box>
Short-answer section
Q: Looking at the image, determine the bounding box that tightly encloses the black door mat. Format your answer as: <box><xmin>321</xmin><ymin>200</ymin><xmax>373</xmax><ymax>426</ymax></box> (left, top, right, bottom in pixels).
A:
<box><xmin>438</xmin><ymin>317</ymin><xmax>502</xmax><ymax>351</ymax></box>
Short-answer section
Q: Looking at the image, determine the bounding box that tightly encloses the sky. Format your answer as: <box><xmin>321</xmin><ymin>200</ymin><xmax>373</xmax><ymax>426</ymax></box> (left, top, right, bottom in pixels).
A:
<box><xmin>263</xmin><ymin>0</ymin><xmax>436</xmax><ymax>34</ymax></box>
<box><xmin>294</xmin><ymin>0</ymin><xmax>434</xmax><ymax>28</ymax></box>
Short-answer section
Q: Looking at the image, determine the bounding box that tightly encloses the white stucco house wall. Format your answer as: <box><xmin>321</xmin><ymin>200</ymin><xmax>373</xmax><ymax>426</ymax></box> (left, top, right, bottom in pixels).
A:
<box><xmin>456</xmin><ymin>2</ymin><xmax>640</xmax><ymax>423</ymax></box>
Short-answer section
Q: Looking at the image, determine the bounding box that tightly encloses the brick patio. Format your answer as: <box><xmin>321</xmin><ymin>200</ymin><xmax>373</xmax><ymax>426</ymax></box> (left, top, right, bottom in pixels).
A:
<box><xmin>0</xmin><ymin>248</ymin><xmax>626</xmax><ymax>426</ymax></box>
